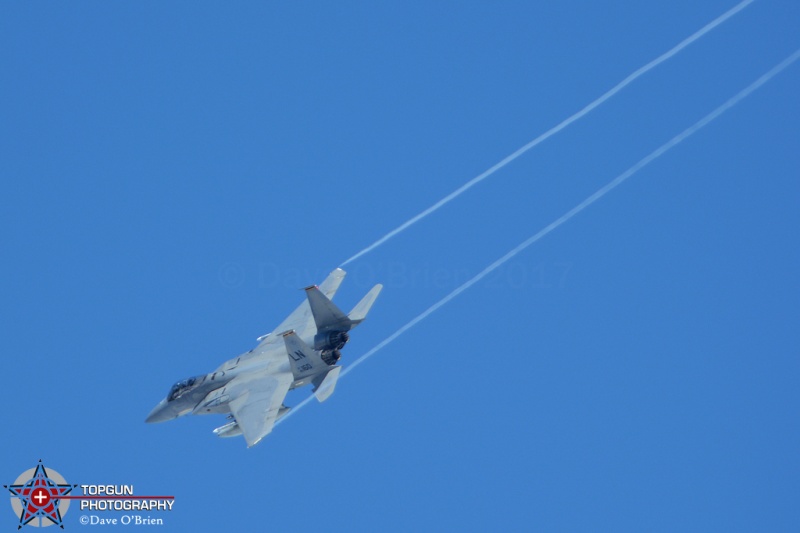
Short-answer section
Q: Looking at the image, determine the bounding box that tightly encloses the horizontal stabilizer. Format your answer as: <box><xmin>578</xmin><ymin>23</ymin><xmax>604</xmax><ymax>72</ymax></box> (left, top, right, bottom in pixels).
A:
<box><xmin>305</xmin><ymin>285</ymin><xmax>351</xmax><ymax>332</ymax></box>
<box><xmin>348</xmin><ymin>284</ymin><xmax>383</xmax><ymax>326</ymax></box>
<box><xmin>319</xmin><ymin>268</ymin><xmax>347</xmax><ymax>295</ymax></box>
<box><xmin>312</xmin><ymin>366</ymin><xmax>341</xmax><ymax>403</ymax></box>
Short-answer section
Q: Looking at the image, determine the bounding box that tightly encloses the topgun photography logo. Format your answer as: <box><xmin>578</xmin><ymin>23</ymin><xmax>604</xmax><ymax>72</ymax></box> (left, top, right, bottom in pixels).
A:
<box><xmin>4</xmin><ymin>460</ymin><xmax>76</xmax><ymax>529</ymax></box>
<box><xmin>5</xmin><ymin>461</ymin><xmax>175</xmax><ymax>529</ymax></box>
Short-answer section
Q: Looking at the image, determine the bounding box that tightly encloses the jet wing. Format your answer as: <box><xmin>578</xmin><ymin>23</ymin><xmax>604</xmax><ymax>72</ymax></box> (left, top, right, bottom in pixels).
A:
<box><xmin>227</xmin><ymin>370</ymin><xmax>293</xmax><ymax>447</ymax></box>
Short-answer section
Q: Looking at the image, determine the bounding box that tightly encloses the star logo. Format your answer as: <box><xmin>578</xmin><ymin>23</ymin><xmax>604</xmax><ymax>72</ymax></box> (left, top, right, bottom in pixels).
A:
<box><xmin>4</xmin><ymin>461</ymin><xmax>76</xmax><ymax>529</ymax></box>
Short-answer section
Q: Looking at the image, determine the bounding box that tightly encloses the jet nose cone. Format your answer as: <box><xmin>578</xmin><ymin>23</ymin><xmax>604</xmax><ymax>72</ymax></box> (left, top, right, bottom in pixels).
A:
<box><xmin>145</xmin><ymin>399</ymin><xmax>171</xmax><ymax>423</ymax></box>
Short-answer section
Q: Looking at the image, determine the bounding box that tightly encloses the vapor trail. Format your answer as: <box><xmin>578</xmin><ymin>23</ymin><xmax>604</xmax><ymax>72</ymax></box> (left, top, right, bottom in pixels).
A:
<box><xmin>278</xmin><ymin>48</ymin><xmax>800</xmax><ymax>426</ymax></box>
<box><xmin>339</xmin><ymin>0</ymin><xmax>756</xmax><ymax>267</ymax></box>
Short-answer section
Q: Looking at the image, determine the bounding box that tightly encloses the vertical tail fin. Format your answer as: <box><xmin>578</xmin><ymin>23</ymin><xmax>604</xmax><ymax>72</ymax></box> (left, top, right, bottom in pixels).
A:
<box><xmin>348</xmin><ymin>284</ymin><xmax>383</xmax><ymax>326</ymax></box>
<box><xmin>282</xmin><ymin>330</ymin><xmax>342</xmax><ymax>402</ymax></box>
<box><xmin>282</xmin><ymin>330</ymin><xmax>327</xmax><ymax>380</ymax></box>
<box><xmin>304</xmin><ymin>285</ymin><xmax>351</xmax><ymax>332</ymax></box>
<box><xmin>305</xmin><ymin>282</ymin><xmax>383</xmax><ymax>331</ymax></box>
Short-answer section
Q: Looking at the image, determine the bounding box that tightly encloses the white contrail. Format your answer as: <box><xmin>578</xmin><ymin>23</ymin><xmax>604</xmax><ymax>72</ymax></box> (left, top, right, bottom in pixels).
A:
<box><xmin>340</xmin><ymin>0</ymin><xmax>756</xmax><ymax>267</ymax></box>
<box><xmin>278</xmin><ymin>48</ymin><xmax>800</xmax><ymax>426</ymax></box>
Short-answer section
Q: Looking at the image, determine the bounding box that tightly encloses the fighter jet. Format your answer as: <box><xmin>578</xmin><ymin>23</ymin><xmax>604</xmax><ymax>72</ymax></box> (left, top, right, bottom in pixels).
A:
<box><xmin>146</xmin><ymin>268</ymin><xmax>382</xmax><ymax>447</ymax></box>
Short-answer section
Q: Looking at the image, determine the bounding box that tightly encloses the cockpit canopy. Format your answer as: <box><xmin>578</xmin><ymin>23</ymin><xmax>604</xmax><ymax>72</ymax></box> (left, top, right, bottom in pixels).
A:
<box><xmin>167</xmin><ymin>375</ymin><xmax>205</xmax><ymax>402</ymax></box>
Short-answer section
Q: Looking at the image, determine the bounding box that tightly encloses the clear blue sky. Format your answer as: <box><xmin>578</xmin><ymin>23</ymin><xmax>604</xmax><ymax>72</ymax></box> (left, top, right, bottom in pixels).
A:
<box><xmin>2</xmin><ymin>1</ymin><xmax>798</xmax><ymax>531</ymax></box>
